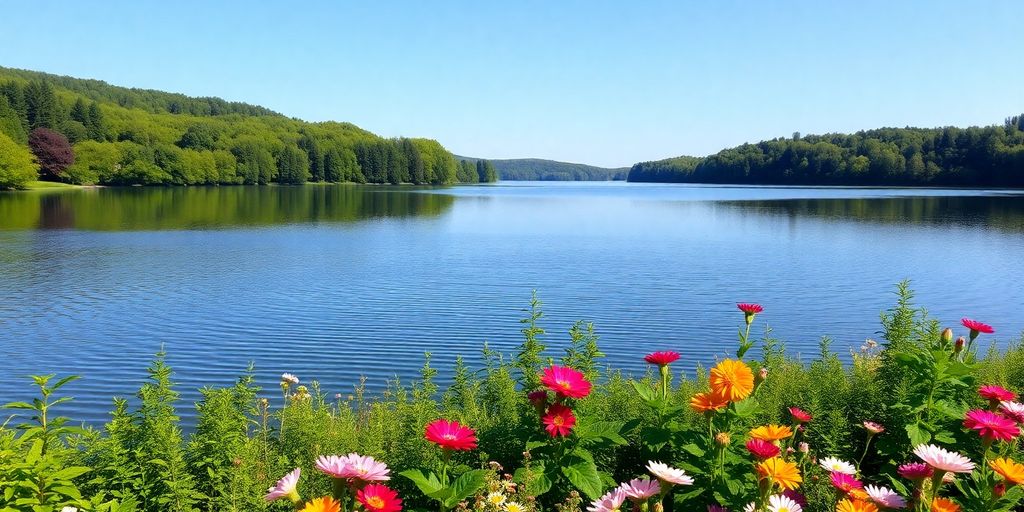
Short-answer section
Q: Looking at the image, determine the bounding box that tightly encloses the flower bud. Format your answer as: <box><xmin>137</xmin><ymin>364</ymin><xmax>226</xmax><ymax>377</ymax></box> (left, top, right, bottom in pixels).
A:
<box><xmin>954</xmin><ymin>336</ymin><xmax>966</xmax><ymax>354</ymax></box>
<box><xmin>941</xmin><ymin>328</ymin><xmax>953</xmax><ymax>344</ymax></box>
<box><xmin>995</xmin><ymin>482</ymin><xmax>1007</xmax><ymax>497</ymax></box>
<box><xmin>799</xmin><ymin>442</ymin><xmax>809</xmax><ymax>453</ymax></box>
<box><xmin>715</xmin><ymin>432</ymin><xmax>731</xmax><ymax>446</ymax></box>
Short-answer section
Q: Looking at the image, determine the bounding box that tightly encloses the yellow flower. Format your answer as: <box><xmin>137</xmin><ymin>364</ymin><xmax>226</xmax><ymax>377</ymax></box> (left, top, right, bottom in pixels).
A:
<box><xmin>709</xmin><ymin>359</ymin><xmax>754</xmax><ymax>402</ymax></box>
<box><xmin>990</xmin><ymin>457</ymin><xmax>1024</xmax><ymax>485</ymax></box>
<box><xmin>756</xmin><ymin>457</ymin><xmax>802</xmax><ymax>490</ymax></box>
<box><xmin>836</xmin><ymin>499</ymin><xmax>878</xmax><ymax>512</ymax></box>
<box><xmin>749</xmin><ymin>424</ymin><xmax>793</xmax><ymax>442</ymax></box>
<box><xmin>690</xmin><ymin>392</ymin><xmax>729</xmax><ymax>413</ymax></box>
<box><xmin>302</xmin><ymin>497</ymin><xmax>341</xmax><ymax>512</ymax></box>
<box><xmin>931</xmin><ymin>498</ymin><xmax>960</xmax><ymax>512</ymax></box>
<box><xmin>487</xmin><ymin>493</ymin><xmax>507</xmax><ymax>507</ymax></box>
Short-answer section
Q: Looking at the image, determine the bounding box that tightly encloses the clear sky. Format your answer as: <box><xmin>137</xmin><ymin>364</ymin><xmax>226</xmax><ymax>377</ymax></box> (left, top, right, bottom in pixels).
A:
<box><xmin>2</xmin><ymin>1</ymin><xmax>1022</xmax><ymax>168</ymax></box>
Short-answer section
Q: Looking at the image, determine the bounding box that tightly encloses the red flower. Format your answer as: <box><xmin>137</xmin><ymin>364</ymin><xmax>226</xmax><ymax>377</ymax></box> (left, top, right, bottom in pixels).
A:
<box><xmin>788</xmin><ymin>407</ymin><xmax>812</xmax><ymax>423</ymax></box>
<box><xmin>357</xmin><ymin>483</ymin><xmax>403</xmax><ymax>512</ymax></box>
<box><xmin>964</xmin><ymin>410</ymin><xmax>1020</xmax><ymax>442</ymax></box>
<box><xmin>542</xmin><ymin>403</ymin><xmax>576</xmax><ymax>437</ymax></box>
<box><xmin>737</xmin><ymin>303</ymin><xmax>764</xmax><ymax>314</ymax></box>
<box><xmin>424</xmin><ymin>419</ymin><xmax>477</xmax><ymax>451</ymax></box>
<box><xmin>644</xmin><ymin>351</ymin><xmax>681</xmax><ymax>366</ymax></box>
<box><xmin>962</xmin><ymin>318</ymin><xmax>994</xmax><ymax>335</ymax></box>
<box><xmin>979</xmin><ymin>385</ymin><xmax>1016</xmax><ymax>402</ymax></box>
<box><xmin>539</xmin><ymin>366</ymin><xmax>592</xmax><ymax>399</ymax></box>
<box><xmin>745</xmin><ymin>438</ymin><xmax>781</xmax><ymax>459</ymax></box>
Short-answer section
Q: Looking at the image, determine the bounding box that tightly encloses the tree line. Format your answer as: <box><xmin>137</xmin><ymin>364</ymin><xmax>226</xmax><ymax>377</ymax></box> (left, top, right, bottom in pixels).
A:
<box><xmin>629</xmin><ymin>116</ymin><xmax>1024</xmax><ymax>187</ymax></box>
<box><xmin>0</xmin><ymin>67</ymin><xmax>498</xmax><ymax>189</ymax></box>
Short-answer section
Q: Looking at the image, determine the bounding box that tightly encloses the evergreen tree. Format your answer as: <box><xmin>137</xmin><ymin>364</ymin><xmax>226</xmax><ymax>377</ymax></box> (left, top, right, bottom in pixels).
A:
<box><xmin>0</xmin><ymin>96</ymin><xmax>27</xmax><ymax>143</ymax></box>
<box><xmin>24</xmin><ymin>80</ymin><xmax>61</xmax><ymax>129</ymax></box>
<box><xmin>86</xmin><ymin>102</ymin><xmax>105</xmax><ymax>141</ymax></box>
<box><xmin>276</xmin><ymin>145</ymin><xmax>309</xmax><ymax>184</ymax></box>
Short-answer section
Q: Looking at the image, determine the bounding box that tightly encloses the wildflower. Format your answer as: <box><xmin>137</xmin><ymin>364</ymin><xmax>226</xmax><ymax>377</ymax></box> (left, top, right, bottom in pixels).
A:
<box><xmin>783</xmin><ymin>490</ymin><xmax>808</xmax><ymax>507</ymax></box>
<box><xmin>334</xmin><ymin>393</ymin><xmax>343</xmax><ymax>399</ymax></box>
<box><xmin>486</xmin><ymin>493</ymin><xmax>507</xmax><ymax>507</ymax></box>
<box><xmin>788</xmin><ymin>407</ymin><xmax>812</xmax><ymax>423</ymax></box>
<box><xmin>265</xmin><ymin>467</ymin><xmax>301</xmax><ymax>503</ymax></box>
<box><xmin>540</xmin><ymin>365</ymin><xmax>592</xmax><ymax>399</ymax></box>
<box><xmin>716</xmin><ymin>432</ymin><xmax>732</xmax><ymax>446</ymax></box>
<box><xmin>646</xmin><ymin>461</ymin><xmax>694</xmax><ymax>486</ymax></box>
<box><xmin>737</xmin><ymin>303</ymin><xmax>764</xmax><ymax>324</ymax></box>
<box><xmin>831</xmin><ymin>472</ymin><xmax>864</xmax><ymax>494</ymax></box>
<box><xmin>621</xmin><ymin>478</ymin><xmax>661</xmax><ymax>501</ymax></box>
<box><xmin>645</xmin><ymin>351</ymin><xmax>680</xmax><ymax>366</ymax></box>
<box><xmin>862</xmin><ymin>421</ymin><xmax>885</xmax><ymax>434</ymax></box>
<box><xmin>999</xmin><ymin>401</ymin><xmax>1024</xmax><ymax>423</ymax></box>
<box><xmin>756</xmin><ymin>457</ymin><xmax>802</xmax><ymax>491</ymax></box>
<box><xmin>865</xmin><ymin>485</ymin><xmax>906</xmax><ymax>509</ymax></box>
<box><xmin>425</xmin><ymin>419</ymin><xmax>478</xmax><ymax>451</ymax></box>
<box><xmin>963</xmin><ymin>410</ymin><xmax>1019</xmax><ymax>442</ymax></box>
<box><xmin>341</xmin><ymin>453</ymin><xmax>391</xmax><ymax>481</ymax></box>
<box><xmin>314</xmin><ymin>455</ymin><xmax>349</xmax><ymax>479</ymax></box>
<box><xmin>994</xmin><ymin>482</ymin><xmax>1007</xmax><ymax>497</ymax></box>
<box><xmin>897</xmin><ymin>462</ymin><xmax>933</xmax><ymax>480</ymax></box>
<box><xmin>587</xmin><ymin>487</ymin><xmax>626</xmax><ymax>512</ymax></box>
<box><xmin>961</xmin><ymin>318</ymin><xmax>993</xmax><ymax>340</ymax></box>
<box><xmin>746</xmin><ymin>438</ymin><xmax>781</xmax><ymax>459</ymax></box>
<box><xmin>710</xmin><ymin>359</ymin><xmax>755</xmax><ymax>402</ymax></box>
<box><xmin>292</xmin><ymin>385</ymin><xmax>311</xmax><ymax>400</ymax></box>
<box><xmin>707</xmin><ymin>506</ymin><xmax>729</xmax><ymax>512</ymax></box>
<box><xmin>357</xmin><ymin>484</ymin><xmax>402</xmax><ymax>512</ymax></box>
<box><xmin>819</xmin><ymin>456</ymin><xmax>856</xmax><ymax>475</ymax></box>
<box><xmin>690</xmin><ymin>392</ymin><xmax>729</xmax><ymax>413</ymax></box>
<box><xmin>930</xmin><ymin>497</ymin><xmax>960</xmax><ymax>512</ymax></box>
<box><xmin>767</xmin><ymin>494</ymin><xmax>802</xmax><ymax>512</ymax></box>
<box><xmin>301</xmin><ymin>497</ymin><xmax>341</xmax><ymax>512</ymax></box>
<box><xmin>979</xmin><ymin>385</ymin><xmax>1016</xmax><ymax>403</ymax></box>
<box><xmin>954</xmin><ymin>336</ymin><xmax>965</xmax><ymax>354</ymax></box>
<box><xmin>281</xmin><ymin>373</ymin><xmax>299</xmax><ymax>385</ymax></box>
<box><xmin>989</xmin><ymin>457</ymin><xmax>1024</xmax><ymax>485</ymax></box>
<box><xmin>527</xmin><ymin>390</ymin><xmax>548</xmax><ymax>406</ymax></box>
<box><xmin>913</xmin><ymin>444</ymin><xmax>975</xmax><ymax>473</ymax></box>
<box><xmin>750</xmin><ymin>424</ymin><xmax>793</xmax><ymax>442</ymax></box>
<box><xmin>798</xmin><ymin>442</ymin><xmax>809</xmax><ymax>454</ymax></box>
<box><xmin>836</xmin><ymin>500</ymin><xmax>878</xmax><ymax>512</ymax></box>
<box><xmin>542</xmin><ymin>403</ymin><xmax>576</xmax><ymax>437</ymax></box>
<box><xmin>505</xmin><ymin>503</ymin><xmax>526</xmax><ymax>512</ymax></box>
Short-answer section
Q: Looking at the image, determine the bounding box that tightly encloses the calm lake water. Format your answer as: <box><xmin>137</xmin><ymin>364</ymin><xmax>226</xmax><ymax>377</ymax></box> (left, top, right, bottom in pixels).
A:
<box><xmin>2</xmin><ymin>182</ymin><xmax>1024</xmax><ymax>425</ymax></box>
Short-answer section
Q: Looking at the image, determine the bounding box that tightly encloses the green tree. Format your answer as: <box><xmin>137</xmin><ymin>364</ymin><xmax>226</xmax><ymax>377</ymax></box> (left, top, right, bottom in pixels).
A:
<box><xmin>86</xmin><ymin>102</ymin><xmax>105</xmax><ymax>141</ymax></box>
<box><xmin>0</xmin><ymin>95</ymin><xmax>27</xmax><ymax>143</ymax></box>
<box><xmin>231</xmin><ymin>139</ymin><xmax>276</xmax><ymax>185</ymax></box>
<box><xmin>0</xmin><ymin>131</ymin><xmax>39</xmax><ymax>188</ymax></box>
<box><xmin>24</xmin><ymin>80</ymin><xmax>60</xmax><ymax>130</ymax></box>
<box><xmin>276</xmin><ymin>145</ymin><xmax>309</xmax><ymax>184</ymax></box>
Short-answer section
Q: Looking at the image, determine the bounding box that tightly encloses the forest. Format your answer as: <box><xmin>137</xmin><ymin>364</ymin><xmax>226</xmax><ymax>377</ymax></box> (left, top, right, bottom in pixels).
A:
<box><xmin>628</xmin><ymin>117</ymin><xmax>1024</xmax><ymax>187</ymax></box>
<box><xmin>456</xmin><ymin>156</ymin><xmax>627</xmax><ymax>181</ymax></box>
<box><xmin>0</xmin><ymin>67</ymin><xmax>497</xmax><ymax>189</ymax></box>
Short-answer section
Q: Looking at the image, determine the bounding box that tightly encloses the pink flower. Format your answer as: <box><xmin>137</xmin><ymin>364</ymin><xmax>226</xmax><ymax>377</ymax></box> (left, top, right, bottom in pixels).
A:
<box><xmin>527</xmin><ymin>390</ymin><xmax>548</xmax><ymax>405</ymax></box>
<box><xmin>341</xmin><ymin>453</ymin><xmax>391</xmax><ymax>481</ymax></box>
<box><xmin>620</xmin><ymin>478</ymin><xmax>661</xmax><ymax>501</ymax></box>
<box><xmin>746</xmin><ymin>438</ymin><xmax>781</xmax><ymax>459</ymax></box>
<box><xmin>999</xmin><ymin>401</ymin><xmax>1024</xmax><ymax>423</ymax></box>
<box><xmin>913</xmin><ymin>444</ymin><xmax>975</xmax><ymax>473</ymax></box>
<box><xmin>979</xmin><ymin>385</ymin><xmax>1016</xmax><ymax>402</ymax></box>
<box><xmin>265</xmin><ymin>467</ymin><xmax>301</xmax><ymax>502</ymax></box>
<box><xmin>788</xmin><ymin>407</ymin><xmax>812</xmax><ymax>423</ymax></box>
<box><xmin>863</xmin><ymin>421</ymin><xmax>885</xmax><ymax>434</ymax></box>
<box><xmin>962</xmin><ymin>318</ymin><xmax>994</xmax><ymax>336</ymax></box>
<box><xmin>646</xmin><ymin>461</ymin><xmax>694</xmax><ymax>486</ymax></box>
<box><xmin>830</xmin><ymin>472</ymin><xmax>864</xmax><ymax>494</ymax></box>
<box><xmin>587</xmin><ymin>487</ymin><xmax>626</xmax><ymax>512</ymax></box>
<box><xmin>424</xmin><ymin>419</ymin><xmax>477</xmax><ymax>451</ymax></box>
<box><xmin>540</xmin><ymin>365</ymin><xmax>593</xmax><ymax>399</ymax></box>
<box><xmin>782</xmin><ymin>490</ymin><xmax>807</xmax><ymax>507</ymax></box>
<box><xmin>865</xmin><ymin>485</ymin><xmax>907</xmax><ymax>509</ymax></box>
<box><xmin>644</xmin><ymin>351</ymin><xmax>681</xmax><ymax>366</ymax></box>
<box><xmin>963</xmin><ymin>410</ymin><xmax>1020</xmax><ymax>442</ymax></box>
<box><xmin>737</xmin><ymin>303</ymin><xmax>764</xmax><ymax>314</ymax></box>
<box><xmin>897</xmin><ymin>462</ymin><xmax>933</xmax><ymax>480</ymax></box>
<box><xmin>315</xmin><ymin>455</ymin><xmax>349</xmax><ymax>479</ymax></box>
<box><xmin>707</xmin><ymin>506</ymin><xmax>729</xmax><ymax>512</ymax></box>
<box><xmin>542</xmin><ymin>404</ymin><xmax>576</xmax><ymax>438</ymax></box>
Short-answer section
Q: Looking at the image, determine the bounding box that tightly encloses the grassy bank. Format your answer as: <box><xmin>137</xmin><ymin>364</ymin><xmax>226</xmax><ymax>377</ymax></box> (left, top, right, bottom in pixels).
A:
<box><xmin>3</xmin><ymin>285</ymin><xmax>1023</xmax><ymax>512</ymax></box>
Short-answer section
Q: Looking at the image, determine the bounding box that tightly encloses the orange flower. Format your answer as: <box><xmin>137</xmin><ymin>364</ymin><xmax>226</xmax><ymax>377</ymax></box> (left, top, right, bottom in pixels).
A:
<box><xmin>931</xmin><ymin>498</ymin><xmax>960</xmax><ymax>512</ymax></box>
<box><xmin>749</xmin><ymin>424</ymin><xmax>793</xmax><ymax>442</ymax></box>
<box><xmin>836</xmin><ymin>499</ymin><xmax>878</xmax><ymax>512</ymax></box>
<box><xmin>690</xmin><ymin>392</ymin><xmax>729</xmax><ymax>413</ymax></box>
<box><xmin>848</xmin><ymin>488</ymin><xmax>870</xmax><ymax>501</ymax></box>
<box><xmin>302</xmin><ymin>497</ymin><xmax>341</xmax><ymax>512</ymax></box>
<box><xmin>709</xmin><ymin>359</ymin><xmax>754</xmax><ymax>402</ymax></box>
<box><xmin>990</xmin><ymin>457</ymin><xmax>1024</xmax><ymax>485</ymax></box>
<box><xmin>756</xmin><ymin>457</ymin><xmax>802</xmax><ymax>490</ymax></box>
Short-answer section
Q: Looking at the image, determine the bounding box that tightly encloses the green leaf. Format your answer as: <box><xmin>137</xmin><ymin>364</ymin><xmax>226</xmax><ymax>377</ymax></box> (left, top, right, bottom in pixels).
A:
<box><xmin>905</xmin><ymin>422</ymin><xmax>931</xmax><ymax>446</ymax></box>
<box><xmin>731</xmin><ymin>397</ymin><xmax>759</xmax><ymax>418</ymax></box>
<box><xmin>562</xmin><ymin>458</ymin><xmax>604</xmax><ymax>499</ymax></box>
<box><xmin>400</xmin><ymin>469</ymin><xmax>444</xmax><ymax>498</ymax></box>
<box><xmin>51</xmin><ymin>466</ymin><xmax>91</xmax><ymax>480</ymax></box>
<box><xmin>1</xmin><ymin>401</ymin><xmax>34</xmax><ymax>410</ymax></box>
<box><xmin>578</xmin><ymin>421</ymin><xmax>628</xmax><ymax>445</ymax></box>
<box><xmin>443</xmin><ymin>469</ymin><xmax>489</xmax><ymax>508</ymax></box>
<box><xmin>514</xmin><ymin>466</ymin><xmax>553</xmax><ymax>496</ymax></box>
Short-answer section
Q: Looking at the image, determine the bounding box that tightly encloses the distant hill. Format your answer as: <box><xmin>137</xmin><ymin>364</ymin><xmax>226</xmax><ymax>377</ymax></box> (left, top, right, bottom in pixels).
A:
<box><xmin>455</xmin><ymin>156</ymin><xmax>627</xmax><ymax>181</ymax></box>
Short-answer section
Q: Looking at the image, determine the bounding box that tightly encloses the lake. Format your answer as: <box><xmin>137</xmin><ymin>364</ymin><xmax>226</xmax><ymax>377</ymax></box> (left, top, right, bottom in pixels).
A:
<box><xmin>2</xmin><ymin>182</ymin><xmax>1024</xmax><ymax>425</ymax></box>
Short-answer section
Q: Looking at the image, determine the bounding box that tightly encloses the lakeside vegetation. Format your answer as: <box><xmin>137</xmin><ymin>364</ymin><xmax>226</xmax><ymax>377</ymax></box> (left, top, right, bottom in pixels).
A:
<box><xmin>0</xmin><ymin>67</ymin><xmax>498</xmax><ymax>190</ymax></box>
<box><xmin>455</xmin><ymin>157</ymin><xmax>627</xmax><ymax>181</ymax></box>
<box><xmin>4</xmin><ymin>287</ymin><xmax>1024</xmax><ymax>512</ymax></box>
<box><xmin>629</xmin><ymin>116</ymin><xmax>1024</xmax><ymax>187</ymax></box>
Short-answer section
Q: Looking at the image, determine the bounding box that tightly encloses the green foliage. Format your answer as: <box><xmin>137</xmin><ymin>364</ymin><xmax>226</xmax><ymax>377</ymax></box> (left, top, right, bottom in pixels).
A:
<box><xmin>0</xmin><ymin>131</ymin><xmax>39</xmax><ymax>189</ymax></box>
<box><xmin>457</xmin><ymin>157</ymin><xmax>627</xmax><ymax>181</ymax></box>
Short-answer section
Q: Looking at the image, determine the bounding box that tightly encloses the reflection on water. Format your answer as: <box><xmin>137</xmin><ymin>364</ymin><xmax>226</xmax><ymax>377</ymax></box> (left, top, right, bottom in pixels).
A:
<box><xmin>0</xmin><ymin>185</ymin><xmax>455</xmax><ymax>231</ymax></box>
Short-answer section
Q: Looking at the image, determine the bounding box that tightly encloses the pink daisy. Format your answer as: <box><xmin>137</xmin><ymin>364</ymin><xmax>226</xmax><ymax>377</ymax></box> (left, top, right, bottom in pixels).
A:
<box><xmin>963</xmin><ymin>410</ymin><xmax>1020</xmax><ymax>442</ymax></box>
<box><xmin>865</xmin><ymin>485</ymin><xmax>907</xmax><ymax>509</ymax></box>
<box><xmin>913</xmin><ymin>444</ymin><xmax>975</xmax><ymax>473</ymax></box>
<box><xmin>979</xmin><ymin>385</ymin><xmax>1016</xmax><ymax>402</ymax></box>
<box><xmin>620</xmin><ymin>478</ymin><xmax>661</xmax><ymax>501</ymax></box>
<box><xmin>897</xmin><ymin>462</ymin><xmax>933</xmax><ymax>480</ymax></box>
<box><xmin>540</xmin><ymin>365</ymin><xmax>593</xmax><ymax>399</ymax></box>
<box><xmin>265</xmin><ymin>467</ymin><xmax>301</xmax><ymax>502</ymax></box>
<box><xmin>999</xmin><ymin>401</ymin><xmax>1024</xmax><ymax>423</ymax></box>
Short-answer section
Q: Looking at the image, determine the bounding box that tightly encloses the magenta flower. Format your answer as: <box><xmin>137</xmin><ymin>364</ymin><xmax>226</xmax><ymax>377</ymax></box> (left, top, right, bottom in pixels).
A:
<box><xmin>962</xmin><ymin>318</ymin><xmax>994</xmax><ymax>337</ymax></box>
<box><xmin>963</xmin><ymin>410</ymin><xmax>1020</xmax><ymax>442</ymax></box>
<box><xmin>644</xmin><ymin>351</ymin><xmax>681</xmax><ymax>366</ymax></box>
<box><xmin>745</xmin><ymin>439</ymin><xmax>781</xmax><ymax>459</ymax></box>
<box><xmin>897</xmin><ymin>462</ymin><xmax>933</xmax><ymax>480</ymax></box>
<box><xmin>540</xmin><ymin>365</ymin><xmax>593</xmax><ymax>399</ymax></box>
<box><xmin>979</xmin><ymin>385</ymin><xmax>1016</xmax><ymax>402</ymax></box>
<box><xmin>830</xmin><ymin>472</ymin><xmax>864</xmax><ymax>494</ymax></box>
<box><xmin>999</xmin><ymin>401</ymin><xmax>1024</xmax><ymax>423</ymax></box>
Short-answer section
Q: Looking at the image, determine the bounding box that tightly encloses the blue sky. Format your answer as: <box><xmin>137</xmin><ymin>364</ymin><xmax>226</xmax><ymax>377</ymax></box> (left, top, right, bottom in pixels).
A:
<box><xmin>2</xmin><ymin>1</ymin><xmax>1021</xmax><ymax>168</ymax></box>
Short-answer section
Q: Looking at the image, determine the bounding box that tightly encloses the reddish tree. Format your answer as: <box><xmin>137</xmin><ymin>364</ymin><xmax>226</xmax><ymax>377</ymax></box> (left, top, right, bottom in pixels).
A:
<box><xmin>28</xmin><ymin>127</ymin><xmax>75</xmax><ymax>180</ymax></box>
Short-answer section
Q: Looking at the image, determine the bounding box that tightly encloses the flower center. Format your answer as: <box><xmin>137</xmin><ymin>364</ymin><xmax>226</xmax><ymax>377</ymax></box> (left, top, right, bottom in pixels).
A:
<box><xmin>553</xmin><ymin>417</ymin><xmax>564</xmax><ymax>426</ymax></box>
<box><xmin>367</xmin><ymin>496</ymin><xmax>385</xmax><ymax>509</ymax></box>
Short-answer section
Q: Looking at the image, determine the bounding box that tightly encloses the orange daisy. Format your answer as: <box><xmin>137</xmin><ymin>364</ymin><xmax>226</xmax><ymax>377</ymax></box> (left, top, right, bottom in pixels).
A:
<box><xmin>709</xmin><ymin>359</ymin><xmax>754</xmax><ymax>402</ymax></box>
<box><xmin>302</xmin><ymin>497</ymin><xmax>341</xmax><ymax>512</ymax></box>
<box><xmin>749</xmin><ymin>424</ymin><xmax>793</xmax><ymax>442</ymax></box>
<box><xmin>690</xmin><ymin>392</ymin><xmax>729</xmax><ymax>413</ymax></box>
<box><xmin>990</xmin><ymin>457</ymin><xmax>1024</xmax><ymax>485</ymax></box>
<box><xmin>756</xmin><ymin>456</ymin><xmax>802</xmax><ymax>490</ymax></box>
<box><xmin>848</xmin><ymin>488</ymin><xmax>870</xmax><ymax>501</ymax></box>
<box><xmin>931</xmin><ymin>498</ymin><xmax>960</xmax><ymax>512</ymax></box>
<box><xmin>836</xmin><ymin>499</ymin><xmax>878</xmax><ymax>512</ymax></box>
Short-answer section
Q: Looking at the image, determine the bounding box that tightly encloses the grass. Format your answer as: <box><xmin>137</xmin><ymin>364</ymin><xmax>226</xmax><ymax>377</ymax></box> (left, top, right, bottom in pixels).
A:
<box><xmin>23</xmin><ymin>180</ymin><xmax>82</xmax><ymax>190</ymax></box>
